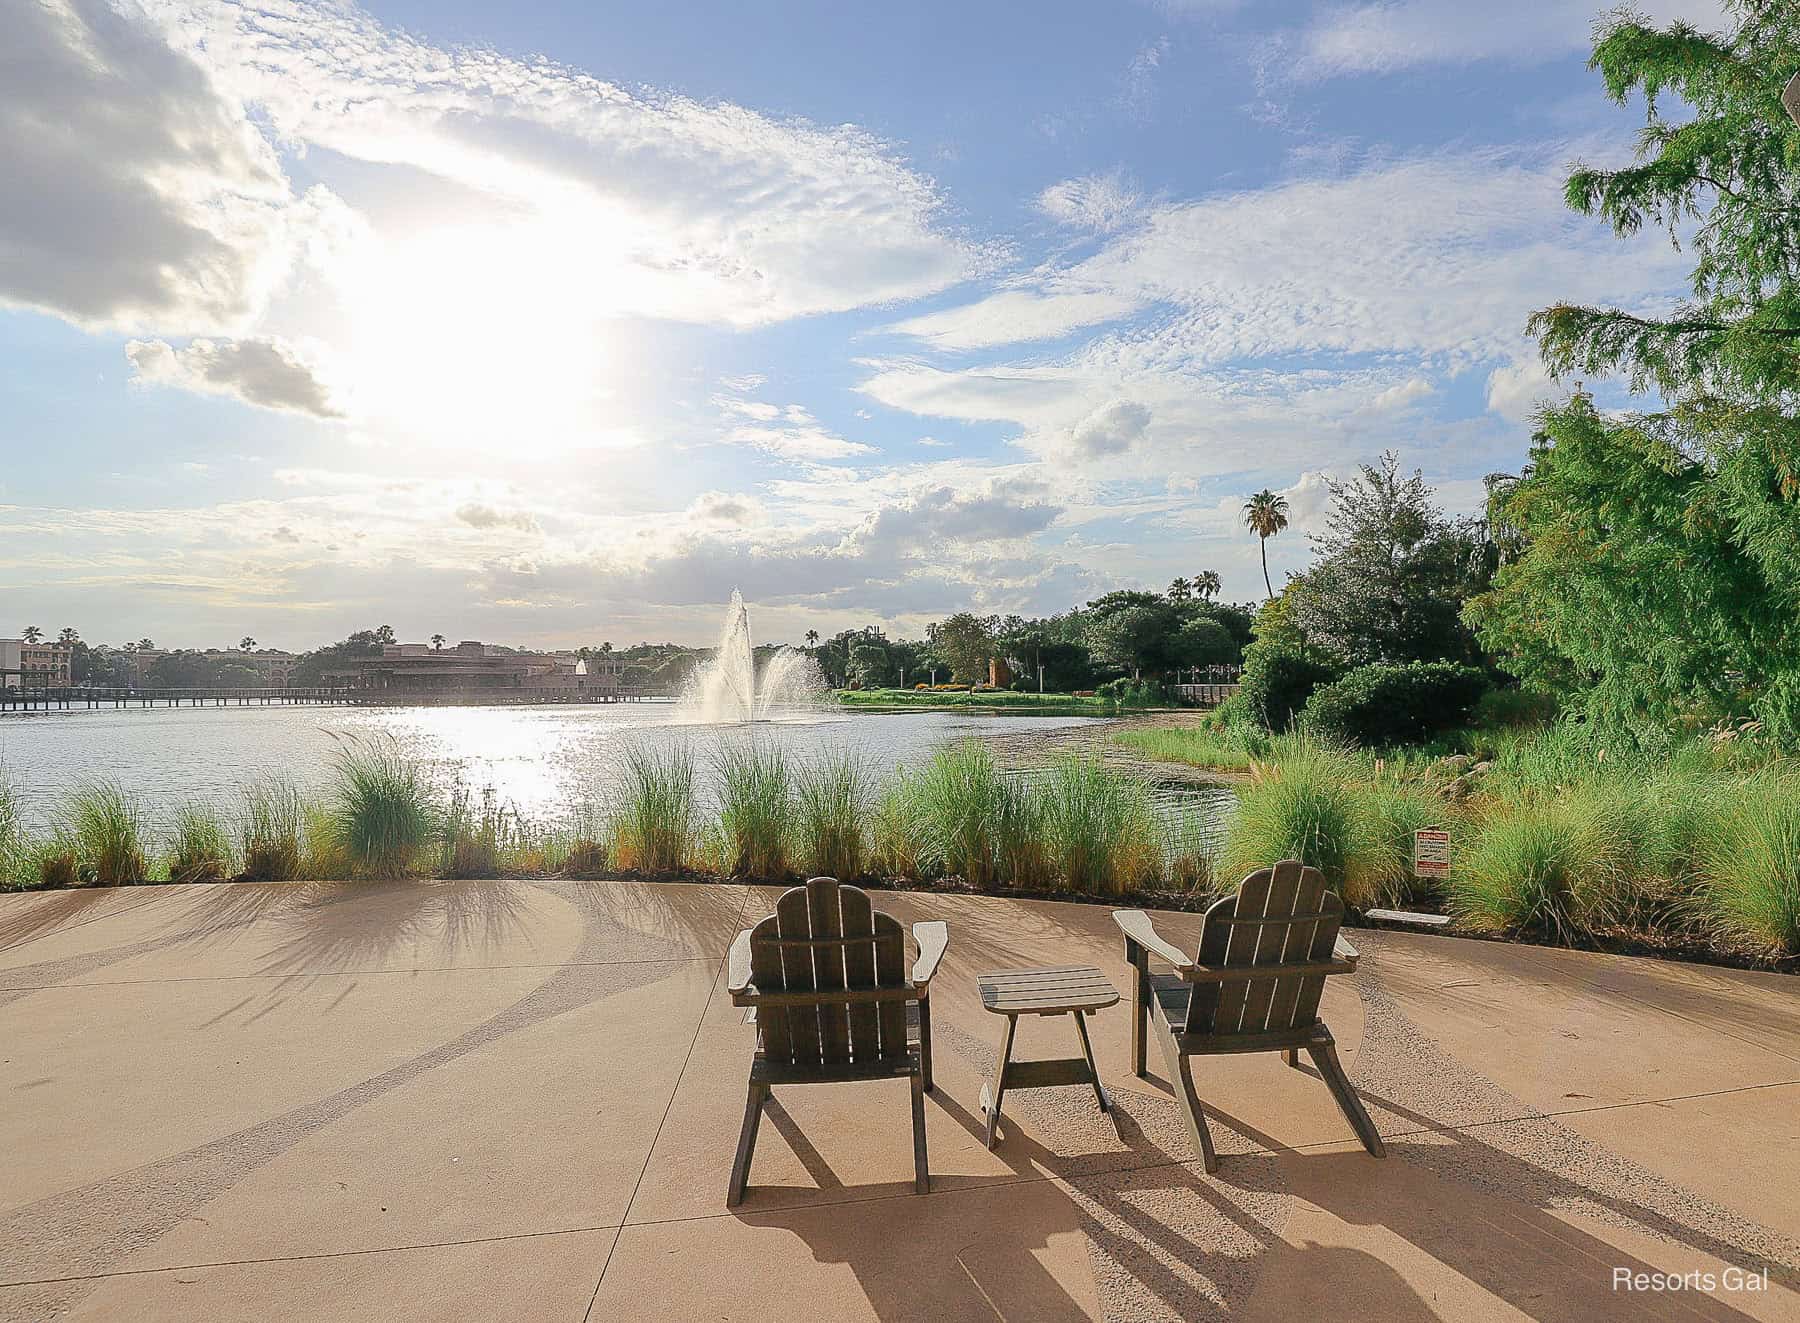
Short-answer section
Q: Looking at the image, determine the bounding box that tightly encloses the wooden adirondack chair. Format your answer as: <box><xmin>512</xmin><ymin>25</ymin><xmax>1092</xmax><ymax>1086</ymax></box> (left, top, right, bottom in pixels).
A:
<box><xmin>725</xmin><ymin>877</ymin><xmax>949</xmax><ymax>1206</ymax></box>
<box><xmin>1113</xmin><ymin>859</ymin><xmax>1385</xmax><ymax>1172</ymax></box>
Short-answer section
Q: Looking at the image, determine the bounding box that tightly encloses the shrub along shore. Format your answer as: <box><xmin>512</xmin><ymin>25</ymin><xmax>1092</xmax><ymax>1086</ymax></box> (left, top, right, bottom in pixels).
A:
<box><xmin>4</xmin><ymin>724</ymin><xmax>1794</xmax><ymax>969</ymax></box>
<box><xmin>1121</xmin><ymin>719</ymin><xmax>1800</xmax><ymax>966</ymax></box>
<box><xmin>0</xmin><ymin>740</ymin><xmax>1212</xmax><ymax>902</ymax></box>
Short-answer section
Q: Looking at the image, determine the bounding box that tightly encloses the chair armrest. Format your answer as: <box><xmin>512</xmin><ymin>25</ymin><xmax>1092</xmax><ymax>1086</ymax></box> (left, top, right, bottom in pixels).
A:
<box><xmin>911</xmin><ymin>921</ymin><xmax>948</xmax><ymax>988</ymax></box>
<box><xmin>1184</xmin><ymin>955</ymin><xmax>1358</xmax><ymax>984</ymax></box>
<box><xmin>1333</xmin><ymin>933</ymin><xmax>1360</xmax><ymax>969</ymax></box>
<box><xmin>726</xmin><ymin>929</ymin><xmax>754</xmax><ymax>998</ymax></box>
<box><xmin>1113</xmin><ymin>909</ymin><xmax>1193</xmax><ymax>973</ymax></box>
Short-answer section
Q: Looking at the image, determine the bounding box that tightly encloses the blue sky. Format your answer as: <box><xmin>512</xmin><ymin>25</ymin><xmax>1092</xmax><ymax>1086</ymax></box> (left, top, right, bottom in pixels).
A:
<box><xmin>0</xmin><ymin>0</ymin><xmax>1729</xmax><ymax>650</ymax></box>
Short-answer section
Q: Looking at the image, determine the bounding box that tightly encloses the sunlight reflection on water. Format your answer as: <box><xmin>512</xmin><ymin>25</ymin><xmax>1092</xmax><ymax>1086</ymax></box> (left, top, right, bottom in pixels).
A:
<box><xmin>0</xmin><ymin>702</ymin><xmax>1111</xmax><ymax>830</ymax></box>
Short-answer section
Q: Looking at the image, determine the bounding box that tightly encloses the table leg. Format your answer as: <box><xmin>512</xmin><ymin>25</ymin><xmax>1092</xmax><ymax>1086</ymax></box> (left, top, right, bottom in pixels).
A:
<box><xmin>1072</xmin><ymin>1010</ymin><xmax>1110</xmax><ymax>1112</ymax></box>
<box><xmin>981</xmin><ymin>1014</ymin><xmax>1017</xmax><ymax>1149</ymax></box>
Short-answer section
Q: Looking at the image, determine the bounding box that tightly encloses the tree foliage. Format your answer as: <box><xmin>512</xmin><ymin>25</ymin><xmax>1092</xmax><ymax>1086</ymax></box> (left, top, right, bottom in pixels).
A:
<box><xmin>1288</xmin><ymin>453</ymin><xmax>1489</xmax><ymax>667</ymax></box>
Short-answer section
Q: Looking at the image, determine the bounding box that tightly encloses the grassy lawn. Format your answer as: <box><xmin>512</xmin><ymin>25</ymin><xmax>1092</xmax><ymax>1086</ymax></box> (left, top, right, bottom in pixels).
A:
<box><xmin>834</xmin><ymin>688</ymin><xmax>1120</xmax><ymax>714</ymax></box>
<box><xmin>1114</xmin><ymin>723</ymin><xmax>1260</xmax><ymax>772</ymax></box>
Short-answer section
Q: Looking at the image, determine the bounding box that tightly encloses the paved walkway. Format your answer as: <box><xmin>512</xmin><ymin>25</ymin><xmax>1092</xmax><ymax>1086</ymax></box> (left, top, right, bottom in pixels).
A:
<box><xmin>1</xmin><ymin>880</ymin><xmax>1795</xmax><ymax>1321</ymax></box>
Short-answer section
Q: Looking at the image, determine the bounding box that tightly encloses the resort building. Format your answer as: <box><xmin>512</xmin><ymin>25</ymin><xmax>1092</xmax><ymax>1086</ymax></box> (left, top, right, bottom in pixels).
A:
<box><xmin>323</xmin><ymin>640</ymin><xmax>621</xmax><ymax>700</ymax></box>
<box><xmin>200</xmin><ymin>649</ymin><xmax>300</xmax><ymax>687</ymax></box>
<box><xmin>0</xmin><ymin>639</ymin><xmax>73</xmax><ymax>688</ymax></box>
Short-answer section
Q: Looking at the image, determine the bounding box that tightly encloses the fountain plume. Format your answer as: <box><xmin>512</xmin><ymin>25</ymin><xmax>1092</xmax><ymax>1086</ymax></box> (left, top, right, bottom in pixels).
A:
<box><xmin>676</xmin><ymin>590</ymin><xmax>827</xmax><ymax>723</ymax></box>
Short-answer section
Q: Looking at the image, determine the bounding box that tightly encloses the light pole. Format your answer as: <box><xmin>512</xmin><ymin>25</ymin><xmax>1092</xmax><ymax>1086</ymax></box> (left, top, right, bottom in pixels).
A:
<box><xmin>1786</xmin><ymin>72</ymin><xmax>1800</xmax><ymax>128</ymax></box>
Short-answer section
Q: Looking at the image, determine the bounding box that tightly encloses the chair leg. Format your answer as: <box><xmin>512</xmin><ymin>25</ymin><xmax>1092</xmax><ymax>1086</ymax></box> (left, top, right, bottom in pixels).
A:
<box><xmin>1308</xmin><ymin>1042</ymin><xmax>1385</xmax><ymax>1159</ymax></box>
<box><xmin>983</xmin><ymin>1014</ymin><xmax>1017</xmax><ymax>1150</ymax></box>
<box><xmin>1131</xmin><ymin>961</ymin><xmax>1149</xmax><ymax>1079</ymax></box>
<box><xmin>1285</xmin><ymin>1047</ymin><xmax>1301</xmax><ymax>1069</ymax></box>
<box><xmin>918</xmin><ymin>995</ymin><xmax>935</xmax><ymax>1093</ymax></box>
<box><xmin>910</xmin><ymin>1069</ymin><xmax>930</xmax><ymax>1194</ymax></box>
<box><xmin>1072</xmin><ymin>1010</ymin><xmax>1110</xmax><ymax>1112</ymax></box>
<box><xmin>1152</xmin><ymin>1017</ymin><xmax>1217</xmax><ymax>1172</ymax></box>
<box><xmin>728</xmin><ymin>1080</ymin><xmax>769</xmax><ymax>1207</ymax></box>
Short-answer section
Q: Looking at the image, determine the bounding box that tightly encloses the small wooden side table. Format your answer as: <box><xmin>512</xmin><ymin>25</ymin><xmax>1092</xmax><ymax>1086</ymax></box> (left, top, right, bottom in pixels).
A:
<box><xmin>976</xmin><ymin>965</ymin><xmax>1119</xmax><ymax>1149</ymax></box>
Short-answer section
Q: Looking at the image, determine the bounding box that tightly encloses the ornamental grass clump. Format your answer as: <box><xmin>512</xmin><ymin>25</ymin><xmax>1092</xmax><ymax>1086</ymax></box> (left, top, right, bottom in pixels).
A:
<box><xmin>0</xmin><ymin>767</ymin><xmax>28</xmax><ymax>890</ymax></box>
<box><xmin>67</xmin><ymin>782</ymin><xmax>149</xmax><ymax>885</ymax></box>
<box><xmin>993</xmin><ymin>774</ymin><xmax>1051</xmax><ymax>890</ymax></box>
<box><xmin>611</xmin><ymin>744</ymin><xmax>697</xmax><ymax>874</ymax></box>
<box><xmin>1446</xmin><ymin>792</ymin><xmax>1630</xmax><ymax>942</ymax></box>
<box><xmin>240</xmin><ymin>781</ymin><xmax>305</xmax><ymax>881</ymax></box>
<box><xmin>1349</xmin><ymin>780</ymin><xmax>1447</xmax><ymax>907</ymax></box>
<box><xmin>167</xmin><ymin>802</ymin><xmax>234</xmax><ymax>882</ymax></box>
<box><xmin>1219</xmin><ymin>748</ymin><xmax>1391</xmax><ymax>907</ymax></box>
<box><xmin>912</xmin><ymin>740</ymin><xmax>1007</xmax><ymax>887</ymax></box>
<box><xmin>1696</xmin><ymin>769</ymin><xmax>1800</xmax><ymax>957</ymax></box>
<box><xmin>794</xmin><ymin>752</ymin><xmax>870</xmax><ymax>880</ymax></box>
<box><xmin>1039</xmin><ymin>756</ymin><xmax>1160</xmax><ymax>894</ymax></box>
<box><xmin>868</xmin><ymin>770</ymin><xmax>930</xmax><ymax>879</ymax></box>
<box><xmin>440</xmin><ymin>783</ymin><xmax>512</xmax><ymax>879</ymax></box>
<box><xmin>327</xmin><ymin>742</ymin><xmax>435</xmax><ymax>880</ymax></box>
<box><xmin>711</xmin><ymin>744</ymin><xmax>793</xmax><ymax>880</ymax></box>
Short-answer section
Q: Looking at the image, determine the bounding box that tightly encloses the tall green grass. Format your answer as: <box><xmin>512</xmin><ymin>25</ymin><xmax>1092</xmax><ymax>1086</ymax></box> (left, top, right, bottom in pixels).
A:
<box><xmin>440</xmin><ymin>783</ymin><xmax>518</xmax><ymax>879</ymax></box>
<box><xmin>167</xmin><ymin>802</ymin><xmax>234</xmax><ymax>882</ymax></box>
<box><xmin>327</xmin><ymin>742</ymin><xmax>435</xmax><ymax>879</ymax></box>
<box><xmin>1039</xmin><ymin>756</ymin><xmax>1160</xmax><ymax>893</ymax></box>
<box><xmin>67</xmin><ymin>783</ymin><xmax>149</xmax><ymax>885</ymax></box>
<box><xmin>1114</xmin><ymin>724</ymin><xmax>1266</xmax><ymax>773</ymax></box>
<box><xmin>869</xmin><ymin>769</ymin><xmax>930</xmax><ymax>879</ymax></box>
<box><xmin>611</xmin><ymin>745</ymin><xmax>697</xmax><ymax>874</ymax></box>
<box><xmin>241</xmin><ymin>781</ymin><xmax>305</xmax><ymax>881</ymax></box>
<box><xmin>1446</xmin><ymin>790</ymin><xmax>1632</xmax><ymax>941</ymax></box>
<box><xmin>911</xmin><ymin>741</ymin><xmax>1008</xmax><ymax>887</ymax></box>
<box><xmin>794</xmin><ymin>752</ymin><xmax>870</xmax><ymax>880</ymax></box>
<box><xmin>1697</xmin><ymin>770</ymin><xmax>1800</xmax><ymax>956</ymax></box>
<box><xmin>710</xmin><ymin>744</ymin><xmax>793</xmax><ymax>879</ymax></box>
<box><xmin>0</xmin><ymin>767</ymin><xmax>27</xmax><ymax>890</ymax></box>
<box><xmin>1220</xmin><ymin>749</ymin><xmax>1390</xmax><ymax>907</ymax></box>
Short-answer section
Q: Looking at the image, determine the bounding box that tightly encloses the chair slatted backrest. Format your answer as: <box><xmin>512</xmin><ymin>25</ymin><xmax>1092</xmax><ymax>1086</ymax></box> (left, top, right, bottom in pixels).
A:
<box><xmin>1185</xmin><ymin>860</ymin><xmax>1343</xmax><ymax>1037</ymax></box>
<box><xmin>748</xmin><ymin>877</ymin><xmax>909</xmax><ymax>1071</ymax></box>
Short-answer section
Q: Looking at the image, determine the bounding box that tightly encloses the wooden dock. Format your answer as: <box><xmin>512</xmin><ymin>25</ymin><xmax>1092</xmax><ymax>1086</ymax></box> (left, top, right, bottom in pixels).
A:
<box><xmin>0</xmin><ymin>686</ymin><xmax>666</xmax><ymax>712</ymax></box>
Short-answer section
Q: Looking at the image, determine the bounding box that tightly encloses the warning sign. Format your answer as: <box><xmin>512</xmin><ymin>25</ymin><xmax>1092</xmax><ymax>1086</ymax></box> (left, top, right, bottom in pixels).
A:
<box><xmin>1412</xmin><ymin>828</ymin><xmax>1451</xmax><ymax>878</ymax></box>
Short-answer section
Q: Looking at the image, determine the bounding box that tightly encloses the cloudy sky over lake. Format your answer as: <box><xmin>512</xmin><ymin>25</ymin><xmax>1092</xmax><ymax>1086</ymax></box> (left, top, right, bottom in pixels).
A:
<box><xmin>1</xmin><ymin>0</ymin><xmax>1729</xmax><ymax>649</ymax></box>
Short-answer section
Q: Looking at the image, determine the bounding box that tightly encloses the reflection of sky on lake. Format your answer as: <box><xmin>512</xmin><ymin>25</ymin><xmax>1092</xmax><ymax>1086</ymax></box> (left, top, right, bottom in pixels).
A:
<box><xmin>0</xmin><ymin>702</ymin><xmax>1109</xmax><ymax>830</ymax></box>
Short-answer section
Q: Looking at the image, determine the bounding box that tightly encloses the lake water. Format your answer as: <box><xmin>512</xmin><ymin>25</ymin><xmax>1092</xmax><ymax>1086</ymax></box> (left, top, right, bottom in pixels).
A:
<box><xmin>0</xmin><ymin>702</ymin><xmax>1114</xmax><ymax>829</ymax></box>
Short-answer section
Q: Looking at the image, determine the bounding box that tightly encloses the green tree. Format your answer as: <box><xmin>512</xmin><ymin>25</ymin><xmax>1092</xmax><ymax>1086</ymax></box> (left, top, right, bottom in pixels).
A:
<box><xmin>847</xmin><ymin>640</ymin><xmax>894</xmax><ymax>688</ymax></box>
<box><xmin>431</xmin><ymin>633</ymin><xmax>446</xmax><ymax>650</ymax></box>
<box><xmin>1241</xmin><ymin>491</ymin><xmax>1289</xmax><ymax>600</ymax></box>
<box><xmin>21</xmin><ymin>625</ymin><xmax>41</xmax><ymax>643</ymax></box>
<box><xmin>1193</xmin><ymin>570</ymin><xmax>1222</xmax><ymax>601</ymax></box>
<box><xmin>1167</xmin><ymin>577</ymin><xmax>1193</xmax><ymax>602</ymax></box>
<box><xmin>1473</xmin><ymin>1</ymin><xmax>1800</xmax><ymax>742</ymax></box>
<box><xmin>58</xmin><ymin>626</ymin><xmax>79</xmax><ymax>644</ymax></box>
<box><xmin>930</xmin><ymin>612</ymin><xmax>995</xmax><ymax>683</ymax></box>
<box><xmin>1289</xmin><ymin>453</ymin><xmax>1488</xmax><ymax>667</ymax></box>
<box><xmin>239</xmin><ymin>636</ymin><xmax>256</xmax><ymax>652</ymax></box>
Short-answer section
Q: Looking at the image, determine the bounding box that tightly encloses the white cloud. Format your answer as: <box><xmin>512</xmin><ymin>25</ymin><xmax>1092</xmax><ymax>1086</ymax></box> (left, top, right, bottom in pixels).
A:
<box><xmin>454</xmin><ymin>503</ymin><xmax>540</xmax><ymax>534</ymax></box>
<box><xmin>1065</xmin><ymin>399</ymin><xmax>1152</xmax><ymax>458</ymax></box>
<box><xmin>1485</xmin><ymin>356</ymin><xmax>1564</xmax><ymax>423</ymax></box>
<box><xmin>126</xmin><ymin>337</ymin><xmax>342</xmax><ymax>417</ymax></box>
<box><xmin>718</xmin><ymin>400</ymin><xmax>875</xmax><ymax>463</ymax></box>
<box><xmin>0</xmin><ymin>0</ymin><xmax>335</xmax><ymax>335</ymax></box>
<box><xmin>1284</xmin><ymin>0</ymin><xmax>1731</xmax><ymax>80</ymax></box>
<box><xmin>1369</xmin><ymin>376</ymin><xmax>1435</xmax><ymax>411</ymax></box>
<box><xmin>1037</xmin><ymin>172</ymin><xmax>1144</xmax><ymax>233</ymax></box>
<box><xmin>1118</xmin><ymin>37</ymin><xmax>1171</xmax><ymax>123</ymax></box>
<box><xmin>885</xmin><ymin>287</ymin><xmax>1142</xmax><ymax>351</ymax></box>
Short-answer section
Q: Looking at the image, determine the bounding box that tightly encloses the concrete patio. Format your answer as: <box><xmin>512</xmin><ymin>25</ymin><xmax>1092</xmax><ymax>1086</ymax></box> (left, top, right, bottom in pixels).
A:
<box><xmin>1</xmin><ymin>878</ymin><xmax>1795</xmax><ymax>1322</ymax></box>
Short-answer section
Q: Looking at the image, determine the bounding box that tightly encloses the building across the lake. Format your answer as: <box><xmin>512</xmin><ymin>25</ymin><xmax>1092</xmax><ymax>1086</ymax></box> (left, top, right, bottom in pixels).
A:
<box><xmin>0</xmin><ymin>639</ymin><xmax>73</xmax><ymax>688</ymax></box>
<box><xmin>323</xmin><ymin>641</ymin><xmax>622</xmax><ymax>700</ymax></box>
<box><xmin>200</xmin><ymin>649</ymin><xmax>299</xmax><ymax>687</ymax></box>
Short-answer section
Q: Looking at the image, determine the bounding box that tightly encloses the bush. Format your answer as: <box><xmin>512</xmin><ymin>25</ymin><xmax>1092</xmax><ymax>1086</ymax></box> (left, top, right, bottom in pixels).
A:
<box><xmin>1097</xmin><ymin>678</ymin><xmax>1169</xmax><ymax>707</ymax></box>
<box><xmin>912</xmin><ymin>740</ymin><xmax>1007</xmax><ymax>887</ymax></box>
<box><xmin>241</xmin><ymin>781</ymin><xmax>305</xmax><ymax>881</ymax></box>
<box><xmin>1446</xmin><ymin>792</ymin><xmax>1631</xmax><ymax>941</ymax></box>
<box><xmin>711</xmin><ymin>745</ymin><xmax>793</xmax><ymax>879</ymax></box>
<box><xmin>1302</xmin><ymin>661</ymin><xmax>1490</xmax><ymax>747</ymax></box>
<box><xmin>612</xmin><ymin>745</ymin><xmax>697</xmax><ymax>873</ymax></box>
<box><xmin>1697</xmin><ymin>770</ymin><xmax>1800</xmax><ymax>956</ymax></box>
<box><xmin>1219</xmin><ymin>748</ymin><xmax>1396</xmax><ymax>908</ymax></box>
<box><xmin>67</xmin><ymin>783</ymin><xmax>149</xmax><ymax>884</ymax></box>
<box><xmin>1039</xmin><ymin>756</ymin><xmax>1159</xmax><ymax>893</ymax></box>
<box><xmin>1474</xmin><ymin>684</ymin><xmax>1560</xmax><ymax>730</ymax></box>
<box><xmin>1236</xmin><ymin>647</ymin><xmax>1339</xmax><ymax>732</ymax></box>
<box><xmin>794</xmin><ymin>753</ymin><xmax>870</xmax><ymax>880</ymax></box>
<box><xmin>168</xmin><ymin>802</ymin><xmax>234</xmax><ymax>882</ymax></box>
<box><xmin>327</xmin><ymin>742</ymin><xmax>435</xmax><ymax>879</ymax></box>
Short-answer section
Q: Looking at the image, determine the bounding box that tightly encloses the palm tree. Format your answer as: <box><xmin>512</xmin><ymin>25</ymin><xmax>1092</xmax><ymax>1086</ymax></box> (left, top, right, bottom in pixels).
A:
<box><xmin>431</xmin><ymin>633</ymin><xmax>446</xmax><ymax>650</ymax></box>
<box><xmin>804</xmin><ymin>629</ymin><xmax>820</xmax><ymax>648</ymax></box>
<box><xmin>22</xmin><ymin>625</ymin><xmax>41</xmax><ymax>643</ymax></box>
<box><xmin>59</xmin><ymin>626</ymin><xmax>80</xmax><ymax>644</ymax></box>
<box><xmin>1194</xmin><ymin>569</ymin><xmax>1222</xmax><ymax>601</ymax></box>
<box><xmin>137</xmin><ymin>638</ymin><xmax>155</xmax><ymax>652</ymax></box>
<box><xmin>1241</xmin><ymin>490</ymin><xmax>1290</xmax><ymax>601</ymax></box>
<box><xmin>1168</xmin><ymin>577</ymin><xmax>1193</xmax><ymax>602</ymax></box>
<box><xmin>239</xmin><ymin>636</ymin><xmax>256</xmax><ymax>652</ymax></box>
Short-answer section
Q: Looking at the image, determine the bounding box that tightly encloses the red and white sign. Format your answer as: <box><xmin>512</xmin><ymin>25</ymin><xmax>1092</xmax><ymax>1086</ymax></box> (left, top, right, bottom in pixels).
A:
<box><xmin>1412</xmin><ymin>828</ymin><xmax>1451</xmax><ymax>879</ymax></box>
